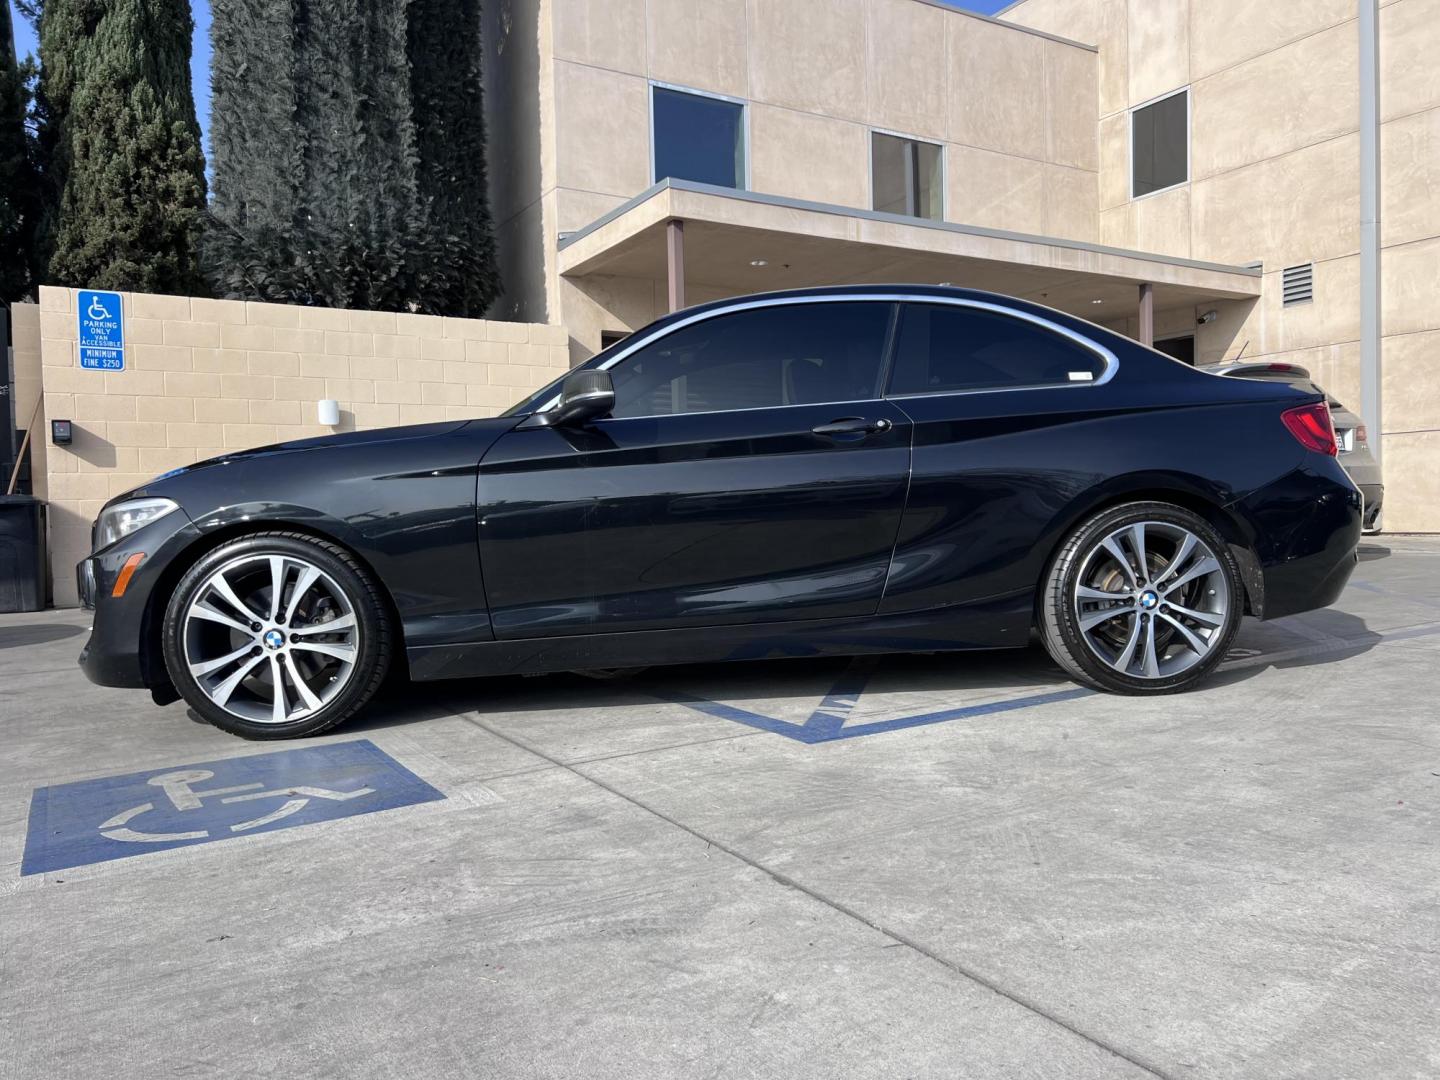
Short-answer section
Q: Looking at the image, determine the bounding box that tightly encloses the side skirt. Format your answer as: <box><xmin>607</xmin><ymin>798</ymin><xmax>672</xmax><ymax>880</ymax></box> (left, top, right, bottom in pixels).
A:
<box><xmin>406</xmin><ymin>595</ymin><xmax>1032</xmax><ymax>681</ymax></box>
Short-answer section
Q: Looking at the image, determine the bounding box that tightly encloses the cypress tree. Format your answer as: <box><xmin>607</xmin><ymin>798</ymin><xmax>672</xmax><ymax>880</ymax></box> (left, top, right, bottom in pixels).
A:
<box><xmin>407</xmin><ymin>0</ymin><xmax>499</xmax><ymax>316</ymax></box>
<box><xmin>34</xmin><ymin>0</ymin><xmax>208</xmax><ymax>293</ymax></box>
<box><xmin>202</xmin><ymin>0</ymin><xmax>303</xmax><ymax>301</ymax></box>
<box><xmin>206</xmin><ymin>0</ymin><xmax>500</xmax><ymax>315</ymax></box>
<box><xmin>1</xmin><ymin>2</ymin><xmax>35</xmax><ymax>301</ymax></box>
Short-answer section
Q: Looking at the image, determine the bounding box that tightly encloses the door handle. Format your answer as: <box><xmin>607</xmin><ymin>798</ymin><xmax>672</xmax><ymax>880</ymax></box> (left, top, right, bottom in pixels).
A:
<box><xmin>811</xmin><ymin>417</ymin><xmax>893</xmax><ymax>438</ymax></box>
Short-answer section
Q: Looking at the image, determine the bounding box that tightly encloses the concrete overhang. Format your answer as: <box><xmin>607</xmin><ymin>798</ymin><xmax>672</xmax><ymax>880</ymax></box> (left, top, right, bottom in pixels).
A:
<box><xmin>557</xmin><ymin>179</ymin><xmax>1262</xmax><ymax>319</ymax></box>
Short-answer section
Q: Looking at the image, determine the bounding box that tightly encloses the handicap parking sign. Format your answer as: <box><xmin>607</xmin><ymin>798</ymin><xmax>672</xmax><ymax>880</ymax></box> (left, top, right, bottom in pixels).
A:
<box><xmin>21</xmin><ymin>740</ymin><xmax>444</xmax><ymax>875</ymax></box>
<box><xmin>76</xmin><ymin>289</ymin><xmax>125</xmax><ymax>371</ymax></box>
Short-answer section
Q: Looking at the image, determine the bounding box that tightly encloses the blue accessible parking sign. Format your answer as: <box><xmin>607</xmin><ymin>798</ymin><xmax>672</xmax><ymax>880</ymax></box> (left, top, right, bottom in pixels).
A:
<box><xmin>21</xmin><ymin>740</ymin><xmax>444</xmax><ymax>875</ymax></box>
<box><xmin>76</xmin><ymin>289</ymin><xmax>125</xmax><ymax>370</ymax></box>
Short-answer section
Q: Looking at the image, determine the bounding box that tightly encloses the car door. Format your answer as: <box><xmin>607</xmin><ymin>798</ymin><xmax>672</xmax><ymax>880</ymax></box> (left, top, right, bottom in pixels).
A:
<box><xmin>476</xmin><ymin>299</ymin><xmax>913</xmax><ymax>638</ymax></box>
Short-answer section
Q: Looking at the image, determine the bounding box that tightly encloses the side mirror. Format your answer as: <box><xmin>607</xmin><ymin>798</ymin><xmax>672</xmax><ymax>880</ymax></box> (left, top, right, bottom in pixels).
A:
<box><xmin>527</xmin><ymin>369</ymin><xmax>615</xmax><ymax>429</ymax></box>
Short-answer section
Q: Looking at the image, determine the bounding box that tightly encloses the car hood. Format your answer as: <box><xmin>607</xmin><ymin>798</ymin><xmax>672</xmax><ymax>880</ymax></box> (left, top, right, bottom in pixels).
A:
<box><xmin>109</xmin><ymin>416</ymin><xmax>520</xmax><ymax>508</ymax></box>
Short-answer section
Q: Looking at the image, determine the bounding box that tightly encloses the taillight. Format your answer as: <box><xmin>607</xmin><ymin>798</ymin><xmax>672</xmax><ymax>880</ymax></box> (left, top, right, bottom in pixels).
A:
<box><xmin>1281</xmin><ymin>402</ymin><xmax>1338</xmax><ymax>456</ymax></box>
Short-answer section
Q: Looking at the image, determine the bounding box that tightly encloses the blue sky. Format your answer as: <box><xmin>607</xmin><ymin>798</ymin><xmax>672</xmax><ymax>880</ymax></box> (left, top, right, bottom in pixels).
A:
<box><xmin>8</xmin><ymin>0</ymin><xmax>1010</xmax><ymax>152</ymax></box>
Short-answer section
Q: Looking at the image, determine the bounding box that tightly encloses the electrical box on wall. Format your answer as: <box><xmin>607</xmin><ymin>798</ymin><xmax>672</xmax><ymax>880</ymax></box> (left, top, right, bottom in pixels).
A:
<box><xmin>51</xmin><ymin>419</ymin><xmax>73</xmax><ymax>446</ymax></box>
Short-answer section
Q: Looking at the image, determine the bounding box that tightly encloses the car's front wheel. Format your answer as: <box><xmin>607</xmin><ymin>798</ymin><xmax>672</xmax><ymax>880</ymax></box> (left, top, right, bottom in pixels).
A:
<box><xmin>1039</xmin><ymin>502</ymin><xmax>1243</xmax><ymax>694</ymax></box>
<box><xmin>162</xmin><ymin>532</ymin><xmax>392</xmax><ymax>738</ymax></box>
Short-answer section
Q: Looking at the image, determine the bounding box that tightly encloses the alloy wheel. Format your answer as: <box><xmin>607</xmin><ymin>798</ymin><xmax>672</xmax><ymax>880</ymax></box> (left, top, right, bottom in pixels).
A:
<box><xmin>1071</xmin><ymin>520</ymin><xmax>1229</xmax><ymax>679</ymax></box>
<box><xmin>181</xmin><ymin>553</ymin><xmax>359</xmax><ymax>724</ymax></box>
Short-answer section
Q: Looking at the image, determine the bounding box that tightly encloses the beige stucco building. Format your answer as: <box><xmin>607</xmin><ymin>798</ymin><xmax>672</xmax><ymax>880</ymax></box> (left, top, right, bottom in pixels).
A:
<box><xmin>5</xmin><ymin>0</ymin><xmax>1435</xmax><ymax>609</ymax></box>
<box><xmin>482</xmin><ymin>0</ymin><xmax>1438</xmax><ymax>531</ymax></box>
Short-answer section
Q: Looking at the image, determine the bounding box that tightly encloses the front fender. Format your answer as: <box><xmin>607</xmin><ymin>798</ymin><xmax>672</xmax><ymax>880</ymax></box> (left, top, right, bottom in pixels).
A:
<box><xmin>139</xmin><ymin>422</ymin><xmax>510</xmax><ymax>648</ymax></box>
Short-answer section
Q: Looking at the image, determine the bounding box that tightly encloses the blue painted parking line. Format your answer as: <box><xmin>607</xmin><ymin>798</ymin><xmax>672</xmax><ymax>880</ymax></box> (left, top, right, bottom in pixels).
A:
<box><xmin>22</xmin><ymin>740</ymin><xmax>443</xmax><ymax>876</ymax></box>
<box><xmin>652</xmin><ymin>658</ymin><xmax>1094</xmax><ymax>744</ymax></box>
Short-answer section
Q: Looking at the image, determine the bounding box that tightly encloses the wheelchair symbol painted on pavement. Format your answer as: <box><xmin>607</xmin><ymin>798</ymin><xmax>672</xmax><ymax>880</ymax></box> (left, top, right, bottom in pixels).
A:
<box><xmin>22</xmin><ymin>740</ymin><xmax>446</xmax><ymax>875</ymax></box>
<box><xmin>99</xmin><ymin>768</ymin><xmax>375</xmax><ymax>842</ymax></box>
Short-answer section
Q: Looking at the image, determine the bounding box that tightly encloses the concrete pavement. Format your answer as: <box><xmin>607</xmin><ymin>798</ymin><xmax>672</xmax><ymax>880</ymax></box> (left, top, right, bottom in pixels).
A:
<box><xmin>3</xmin><ymin>539</ymin><xmax>1438</xmax><ymax>1078</ymax></box>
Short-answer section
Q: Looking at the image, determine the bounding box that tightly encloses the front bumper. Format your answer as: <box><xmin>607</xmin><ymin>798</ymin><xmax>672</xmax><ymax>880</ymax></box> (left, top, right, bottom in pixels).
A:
<box><xmin>1232</xmin><ymin>460</ymin><xmax>1362</xmax><ymax>621</ymax></box>
<box><xmin>77</xmin><ymin>510</ymin><xmax>202</xmax><ymax>690</ymax></box>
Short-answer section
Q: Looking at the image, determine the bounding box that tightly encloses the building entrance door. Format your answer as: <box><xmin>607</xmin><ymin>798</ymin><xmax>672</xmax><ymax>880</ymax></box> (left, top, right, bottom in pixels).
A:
<box><xmin>1155</xmin><ymin>333</ymin><xmax>1196</xmax><ymax>365</ymax></box>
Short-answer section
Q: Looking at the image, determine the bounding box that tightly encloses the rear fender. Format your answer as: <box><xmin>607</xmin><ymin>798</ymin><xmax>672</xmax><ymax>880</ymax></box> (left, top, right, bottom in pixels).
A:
<box><xmin>1037</xmin><ymin>471</ymin><xmax>1265</xmax><ymax>617</ymax></box>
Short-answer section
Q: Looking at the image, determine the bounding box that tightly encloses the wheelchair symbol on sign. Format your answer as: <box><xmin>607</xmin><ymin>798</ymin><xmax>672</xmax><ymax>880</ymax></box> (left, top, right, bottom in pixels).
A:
<box><xmin>87</xmin><ymin>296</ymin><xmax>112</xmax><ymax>321</ymax></box>
<box><xmin>99</xmin><ymin>769</ymin><xmax>374</xmax><ymax>843</ymax></box>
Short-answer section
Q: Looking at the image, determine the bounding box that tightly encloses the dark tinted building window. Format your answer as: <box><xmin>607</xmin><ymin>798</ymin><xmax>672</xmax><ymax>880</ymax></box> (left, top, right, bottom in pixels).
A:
<box><xmin>888</xmin><ymin>304</ymin><xmax>1106</xmax><ymax>395</ymax></box>
<box><xmin>1131</xmin><ymin>89</ymin><xmax>1188</xmax><ymax>197</ymax></box>
<box><xmin>610</xmin><ymin>303</ymin><xmax>894</xmax><ymax>418</ymax></box>
<box><xmin>653</xmin><ymin>87</ymin><xmax>746</xmax><ymax>189</ymax></box>
<box><xmin>1155</xmin><ymin>335</ymin><xmax>1195</xmax><ymax>365</ymax></box>
<box><xmin>872</xmin><ymin>132</ymin><xmax>943</xmax><ymax>221</ymax></box>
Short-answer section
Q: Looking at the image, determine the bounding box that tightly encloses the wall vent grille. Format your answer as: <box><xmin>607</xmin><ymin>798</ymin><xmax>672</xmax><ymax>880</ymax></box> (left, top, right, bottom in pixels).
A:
<box><xmin>1283</xmin><ymin>263</ymin><xmax>1314</xmax><ymax>306</ymax></box>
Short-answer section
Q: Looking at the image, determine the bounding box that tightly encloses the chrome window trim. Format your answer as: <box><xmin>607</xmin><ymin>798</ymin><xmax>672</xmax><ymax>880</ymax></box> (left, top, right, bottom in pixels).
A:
<box><xmin>534</xmin><ymin>293</ymin><xmax>1119</xmax><ymax>416</ymax></box>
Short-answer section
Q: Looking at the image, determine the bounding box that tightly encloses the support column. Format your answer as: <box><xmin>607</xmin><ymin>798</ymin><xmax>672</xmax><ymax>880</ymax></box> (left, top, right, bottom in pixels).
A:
<box><xmin>1359</xmin><ymin>0</ymin><xmax>1382</xmax><ymax>466</ymax></box>
<box><xmin>1138</xmin><ymin>283</ymin><xmax>1154</xmax><ymax>348</ymax></box>
<box><xmin>666</xmin><ymin>219</ymin><xmax>686</xmax><ymax>313</ymax></box>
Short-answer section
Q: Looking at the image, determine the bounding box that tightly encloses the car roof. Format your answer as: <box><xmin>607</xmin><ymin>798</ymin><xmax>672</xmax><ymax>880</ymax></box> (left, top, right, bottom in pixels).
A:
<box><xmin>636</xmin><ymin>284</ymin><xmax>1130</xmax><ymax>346</ymax></box>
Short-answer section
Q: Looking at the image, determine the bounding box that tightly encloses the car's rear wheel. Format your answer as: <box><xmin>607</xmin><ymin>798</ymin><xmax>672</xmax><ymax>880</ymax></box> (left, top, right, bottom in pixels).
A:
<box><xmin>162</xmin><ymin>532</ymin><xmax>392</xmax><ymax>739</ymax></box>
<box><xmin>1039</xmin><ymin>502</ymin><xmax>1242</xmax><ymax>694</ymax></box>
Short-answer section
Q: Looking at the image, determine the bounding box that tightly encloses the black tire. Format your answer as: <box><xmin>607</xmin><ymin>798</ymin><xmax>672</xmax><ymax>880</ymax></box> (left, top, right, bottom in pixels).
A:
<box><xmin>162</xmin><ymin>531</ymin><xmax>392</xmax><ymax>739</ymax></box>
<box><xmin>1038</xmin><ymin>501</ymin><xmax>1243</xmax><ymax>695</ymax></box>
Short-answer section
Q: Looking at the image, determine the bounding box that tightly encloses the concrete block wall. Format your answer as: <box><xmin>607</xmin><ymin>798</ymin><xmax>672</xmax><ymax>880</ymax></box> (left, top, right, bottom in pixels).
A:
<box><xmin>16</xmin><ymin>287</ymin><xmax>569</xmax><ymax>606</ymax></box>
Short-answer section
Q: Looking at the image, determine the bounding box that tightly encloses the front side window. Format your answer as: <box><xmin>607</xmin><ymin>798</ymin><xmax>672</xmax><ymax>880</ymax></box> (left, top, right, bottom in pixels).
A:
<box><xmin>888</xmin><ymin>304</ymin><xmax>1106</xmax><ymax>395</ymax></box>
<box><xmin>872</xmin><ymin>132</ymin><xmax>943</xmax><ymax>221</ymax></box>
<box><xmin>1131</xmin><ymin>89</ymin><xmax>1188</xmax><ymax>198</ymax></box>
<box><xmin>652</xmin><ymin>87</ymin><xmax>746</xmax><ymax>190</ymax></box>
<box><xmin>609</xmin><ymin>302</ymin><xmax>894</xmax><ymax>418</ymax></box>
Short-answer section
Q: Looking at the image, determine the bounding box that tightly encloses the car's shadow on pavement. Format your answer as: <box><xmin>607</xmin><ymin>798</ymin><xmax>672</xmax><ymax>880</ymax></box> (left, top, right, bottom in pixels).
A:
<box><xmin>337</xmin><ymin>608</ymin><xmax>1386</xmax><ymax>735</ymax></box>
<box><xmin>0</xmin><ymin>622</ymin><xmax>86</xmax><ymax>650</ymax></box>
<box><xmin>343</xmin><ymin>647</ymin><xmax>1073</xmax><ymax>733</ymax></box>
<box><xmin>1206</xmin><ymin>607</ymin><xmax>1384</xmax><ymax>688</ymax></box>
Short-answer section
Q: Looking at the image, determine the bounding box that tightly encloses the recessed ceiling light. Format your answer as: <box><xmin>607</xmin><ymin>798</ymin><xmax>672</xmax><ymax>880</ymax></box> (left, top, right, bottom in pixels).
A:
<box><xmin>938</xmin><ymin>281</ymin><xmax>953</xmax><ymax>286</ymax></box>
<box><xmin>1091</xmin><ymin>299</ymin><xmax>1104</xmax><ymax>304</ymax></box>
<box><xmin>750</xmin><ymin>259</ymin><xmax>768</xmax><ymax>267</ymax></box>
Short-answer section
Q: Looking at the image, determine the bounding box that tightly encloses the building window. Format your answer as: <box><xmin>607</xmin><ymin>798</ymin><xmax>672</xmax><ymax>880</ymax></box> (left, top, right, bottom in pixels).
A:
<box><xmin>652</xmin><ymin>86</ymin><xmax>746</xmax><ymax>190</ymax></box>
<box><xmin>872</xmin><ymin>132</ymin><xmax>943</xmax><ymax>221</ymax></box>
<box><xmin>1131</xmin><ymin>88</ymin><xmax>1188</xmax><ymax>198</ymax></box>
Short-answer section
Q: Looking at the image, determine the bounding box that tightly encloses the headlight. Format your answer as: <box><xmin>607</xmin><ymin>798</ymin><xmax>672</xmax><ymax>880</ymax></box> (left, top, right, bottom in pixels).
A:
<box><xmin>95</xmin><ymin>497</ymin><xmax>180</xmax><ymax>550</ymax></box>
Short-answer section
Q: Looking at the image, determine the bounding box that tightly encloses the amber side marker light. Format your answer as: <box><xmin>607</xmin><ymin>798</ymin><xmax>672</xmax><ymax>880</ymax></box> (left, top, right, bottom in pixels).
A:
<box><xmin>112</xmin><ymin>553</ymin><xmax>146</xmax><ymax>598</ymax></box>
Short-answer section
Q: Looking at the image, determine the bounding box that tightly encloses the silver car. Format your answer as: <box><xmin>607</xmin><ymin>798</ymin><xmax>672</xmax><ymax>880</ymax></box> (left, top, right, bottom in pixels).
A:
<box><xmin>1201</xmin><ymin>360</ymin><xmax>1383</xmax><ymax>533</ymax></box>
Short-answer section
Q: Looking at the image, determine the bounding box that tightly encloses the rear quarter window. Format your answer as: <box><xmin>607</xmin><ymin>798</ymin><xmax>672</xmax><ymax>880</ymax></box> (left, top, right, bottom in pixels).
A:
<box><xmin>888</xmin><ymin>304</ymin><xmax>1107</xmax><ymax>395</ymax></box>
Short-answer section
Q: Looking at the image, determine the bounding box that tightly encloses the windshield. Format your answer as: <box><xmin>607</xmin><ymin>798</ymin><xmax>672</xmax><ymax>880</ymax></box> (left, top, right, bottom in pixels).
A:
<box><xmin>501</xmin><ymin>369</ymin><xmax>571</xmax><ymax>417</ymax></box>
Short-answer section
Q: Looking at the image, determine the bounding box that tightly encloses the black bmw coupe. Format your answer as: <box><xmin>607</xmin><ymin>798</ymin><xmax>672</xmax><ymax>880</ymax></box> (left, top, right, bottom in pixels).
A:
<box><xmin>78</xmin><ymin>287</ymin><xmax>1360</xmax><ymax>738</ymax></box>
